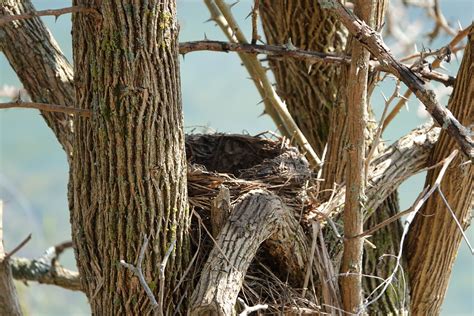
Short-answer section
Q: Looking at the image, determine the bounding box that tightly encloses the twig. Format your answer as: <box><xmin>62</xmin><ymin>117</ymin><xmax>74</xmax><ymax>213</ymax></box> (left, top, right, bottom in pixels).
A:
<box><xmin>302</xmin><ymin>222</ymin><xmax>319</xmax><ymax>298</ymax></box>
<box><xmin>5</xmin><ymin>234</ymin><xmax>32</xmax><ymax>260</ymax></box>
<box><xmin>322</xmin><ymin>0</ymin><xmax>474</xmax><ymax>161</ymax></box>
<box><xmin>362</xmin><ymin>150</ymin><xmax>458</xmax><ymax>310</ymax></box>
<box><xmin>382</xmin><ymin>89</ymin><xmax>412</xmax><ymax>133</ymax></box>
<box><xmin>426</xmin><ymin>0</ymin><xmax>456</xmax><ymax>41</ymax></box>
<box><xmin>0</xmin><ymin>102</ymin><xmax>92</xmax><ymax>117</ymax></box>
<box><xmin>437</xmin><ymin>187</ymin><xmax>474</xmax><ymax>254</ymax></box>
<box><xmin>365</xmin><ymin>82</ymin><xmax>401</xmax><ymax>182</ymax></box>
<box><xmin>250</xmin><ymin>0</ymin><xmax>259</xmax><ymax>45</ymax></box>
<box><xmin>158</xmin><ymin>238</ymin><xmax>176</xmax><ymax>316</ymax></box>
<box><xmin>237</xmin><ymin>297</ymin><xmax>268</xmax><ymax>315</ymax></box>
<box><xmin>0</xmin><ymin>6</ymin><xmax>99</xmax><ymax>26</ymax></box>
<box><xmin>120</xmin><ymin>235</ymin><xmax>159</xmax><ymax>313</ymax></box>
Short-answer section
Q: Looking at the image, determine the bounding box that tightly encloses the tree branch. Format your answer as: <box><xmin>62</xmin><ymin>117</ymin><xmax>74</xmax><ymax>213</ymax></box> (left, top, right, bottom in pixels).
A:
<box><xmin>322</xmin><ymin>0</ymin><xmax>473</xmax><ymax>160</ymax></box>
<box><xmin>0</xmin><ymin>0</ymin><xmax>75</xmax><ymax>155</ymax></box>
<box><xmin>0</xmin><ymin>5</ymin><xmax>99</xmax><ymax>26</ymax></box>
<box><xmin>0</xmin><ymin>102</ymin><xmax>92</xmax><ymax>117</ymax></box>
<box><xmin>179</xmin><ymin>40</ymin><xmax>351</xmax><ymax>64</ymax></box>
<box><xmin>10</xmin><ymin>257</ymin><xmax>81</xmax><ymax>292</ymax></box>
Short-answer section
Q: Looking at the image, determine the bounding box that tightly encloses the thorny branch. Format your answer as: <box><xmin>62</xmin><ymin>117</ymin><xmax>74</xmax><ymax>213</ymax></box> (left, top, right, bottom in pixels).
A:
<box><xmin>0</xmin><ymin>5</ymin><xmax>99</xmax><ymax>26</ymax></box>
<box><xmin>362</xmin><ymin>150</ymin><xmax>458</xmax><ymax>310</ymax></box>
<box><xmin>321</xmin><ymin>0</ymin><xmax>473</xmax><ymax>161</ymax></box>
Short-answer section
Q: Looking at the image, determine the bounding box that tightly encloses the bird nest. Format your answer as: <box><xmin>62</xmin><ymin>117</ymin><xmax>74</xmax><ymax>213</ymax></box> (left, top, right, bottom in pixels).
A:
<box><xmin>185</xmin><ymin>133</ymin><xmax>325</xmax><ymax>314</ymax></box>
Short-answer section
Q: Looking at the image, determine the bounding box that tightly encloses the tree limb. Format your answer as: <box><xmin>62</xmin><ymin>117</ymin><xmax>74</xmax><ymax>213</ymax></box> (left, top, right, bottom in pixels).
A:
<box><xmin>10</xmin><ymin>257</ymin><xmax>81</xmax><ymax>292</ymax></box>
<box><xmin>0</xmin><ymin>102</ymin><xmax>91</xmax><ymax>117</ymax></box>
<box><xmin>0</xmin><ymin>5</ymin><xmax>98</xmax><ymax>26</ymax></box>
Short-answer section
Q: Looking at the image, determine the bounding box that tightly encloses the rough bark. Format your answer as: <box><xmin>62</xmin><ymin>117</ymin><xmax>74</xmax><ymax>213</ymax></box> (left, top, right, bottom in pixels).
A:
<box><xmin>70</xmin><ymin>1</ymin><xmax>189</xmax><ymax>314</ymax></box>
<box><xmin>0</xmin><ymin>0</ymin><xmax>75</xmax><ymax>154</ymax></box>
<box><xmin>406</xmin><ymin>26</ymin><xmax>474</xmax><ymax>315</ymax></box>
<box><xmin>260</xmin><ymin>0</ymin><xmax>347</xmax><ymax>156</ymax></box>
<box><xmin>340</xmin><ymin>2</ymin><xmax>373</xmax><ymax>313</ymax></box>
<box><xmin>190</xmin><ymin>190</ymin><xmax>308</xmax><ymax>315</ymax></box>
<box><xmin>0</xmin><ymin>201</ymin><xmax>22</xmax><ymax>316</ymax></box>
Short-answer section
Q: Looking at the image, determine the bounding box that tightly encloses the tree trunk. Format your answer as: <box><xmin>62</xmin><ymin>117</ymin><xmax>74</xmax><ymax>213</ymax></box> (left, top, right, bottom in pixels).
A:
<box><xmin>406</xmin><ymin>25</ymin><xmax>474</xmax><ymax>316</ymax></box>
<box><xmin>70</xmin><ymin>1</ymin><xmax>189</xmax><ymax>314</ymax></box>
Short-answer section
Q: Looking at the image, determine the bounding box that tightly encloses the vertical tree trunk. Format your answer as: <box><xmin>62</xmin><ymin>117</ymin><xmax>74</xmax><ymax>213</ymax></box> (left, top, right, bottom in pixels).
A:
<box><xmin>406</xmin><ymin>25</ymin><xmax>474</xmax><ymax>315</ymax></box>
<box><xmin>70</xmin><ymin>1</ymin><xmax>189</xmax><ymax>314</ymax></box>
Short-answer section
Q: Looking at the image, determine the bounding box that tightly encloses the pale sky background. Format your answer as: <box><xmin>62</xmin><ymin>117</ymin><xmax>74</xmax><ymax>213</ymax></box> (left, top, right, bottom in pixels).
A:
<box><xmin>0</xmin><ymin>0</ymin><xmax>472</xmax><ymax>315</ymax></box>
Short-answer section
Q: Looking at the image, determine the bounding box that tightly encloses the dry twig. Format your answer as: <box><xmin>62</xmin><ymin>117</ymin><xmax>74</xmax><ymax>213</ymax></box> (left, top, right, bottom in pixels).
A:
<box><xmin>0</xmin><ymin>102</ymin><xmax>91</xmax><ymax>117</ymax></box>
<box><xmin>0</xmin><ymin>6</ymin><xmax>99</xmax><ymax>26</ymax></box>
<box><xmin>120</xmin><ymin>235</ymin><xmax>159</xmax><ymax>314</ymax></box>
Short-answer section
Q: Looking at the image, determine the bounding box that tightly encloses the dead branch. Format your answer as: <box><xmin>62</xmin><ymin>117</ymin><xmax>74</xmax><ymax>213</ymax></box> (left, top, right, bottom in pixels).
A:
<box><xmin>363</xmin><ymin>150</ymin><xmax>458</xmax><ymax>310</ymax></box>
<box><xmin>323</xmin><ymin>0</ymin><xmax>473</xmax><ymax>160</ymax></box>
<box><xmin>0</xmin><ymin>102</ymin><xmax>91</xmax><ymax>117</ymax></box>
<box><xmin>0</xmin><ymin>0</ymin><xmax>76</xmax><ymax>154</ymax></box>
<box><xmin>120</xmin><ymin>235</ymin><xmax>159</xmax><ymax>314</ymax></box>
<box><xmin>179</xmin><ymin>40</ymin><xmax>351</xmax><ymax>64</ymax></box>
<box><xmin>0</xmin><ymin>5</ymin><xmax>99</xmax><ymax>26</ymax></box>
<box><xmin>10</xmin><ymin>257</ymin><xmax>81</xmax><ymax>292</ymax></box>
<box><xmin>189</xmin><ymin>189</ymin><xmax>313</xmax><ymax>315</ymax></box>
<box><xmin>339</xmin><ymin>1</ymin><xmax>374</xmax><ymax>313</ymax></box>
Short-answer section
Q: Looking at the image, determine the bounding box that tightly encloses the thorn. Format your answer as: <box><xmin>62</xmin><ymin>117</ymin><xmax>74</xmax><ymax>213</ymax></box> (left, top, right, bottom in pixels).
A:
<box><xmin>307</xmin><ymin>63</ymin><xmax>313</xmax><ymax>75</ymax></box>
<box><xmin>229</xmin><ymin>1</ymin><xmax>240</xmax><ymax>9</ymax></box>
<box><xmin>204</xmin><ymin>17</ymin><xmax>214</xmax><ymax>23</ymax></box>
<box><xmin>258</xmin><ymin>110</ymin><xmax>266</xmax><ymax>117</ymax></box>
<box><xmin>180</xmin><ymin>53</ymin><xmax>186</xmax><ymax>61</ymax></box>
<box><xmin>381</xmin><ymin>91</ymin><xmax>388</xmax><ymax>102</ymax></box>
<box><xmin>257</xmin><ymin>99</ymin><xmax>265</xmax><ymax>105</ymax></box>
<box><xmin>245</xmin><ymin>8</ymin><xmax>253</xmax><ymax>20</ymax></box>
<box><xmin>204</xmin><ymin>33</ymin><xmax>208</xmax><ymax>40</ymax></box>
<box><xmin>457</xmin><ymin>20</ymin><xmax>463</xmax><ymax>31</ymax></box>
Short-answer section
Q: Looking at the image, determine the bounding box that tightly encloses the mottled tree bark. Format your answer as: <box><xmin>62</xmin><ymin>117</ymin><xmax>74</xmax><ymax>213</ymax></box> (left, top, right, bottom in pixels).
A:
<box><xmin>70</xmin><ymin>1</ymin><xmax>189</xmax><ymax>314</ymax></box>
<box><xmin>406</xmin><ymin>26</ymin><xmax>474</xmax><ymax>316</ymax></box>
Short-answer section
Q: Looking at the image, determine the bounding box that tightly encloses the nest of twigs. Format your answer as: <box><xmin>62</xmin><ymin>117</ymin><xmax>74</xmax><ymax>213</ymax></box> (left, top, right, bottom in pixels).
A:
<box><xmin>185</xmin><ymin>133</ymin><xmax>324</xmax><ymax>314</ymax></box>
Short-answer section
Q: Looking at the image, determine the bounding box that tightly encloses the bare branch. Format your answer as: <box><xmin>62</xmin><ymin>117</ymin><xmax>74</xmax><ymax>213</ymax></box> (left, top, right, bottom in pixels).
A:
<box><xmin>250</xmin><ymin>0</ymin><xmax>259</xmax><ymax>45</ymax></box>
<box><xmin>0</xmin><ymin>102</ymin><xmax>91</xmax><ymax>117</ymax></box>
<box><xmin>322</xmin><ymin>0</ymin><xmax>473</xmax><ymax>160</ymax></box>
<box><xmin>0</xmin><ymin>6</ymin><xmax>99</xmax><ymax>26</ymax></box>
<box><xmin>179</xmin><ymin>40</ymin><xmax>350</xmax><ymax>64</ymax></box>
<box><xmin>158</xmin><ymin>239</ymin><xmax>176</xmax><ymax>316</ymax></box>
<box><xmin>10</xmin><ymin>257</ymin><xmax>81</xmax><ymax>292</ymax></box>
<box><xmin>4</xmin><ymin>234</ymin><xmax>31</xmax><ymax>260</ymax></box>
<box><xmin>120</xmin><ymin>235</ymin><xmax>159</xmax><ymax>314</ymax></box>
<box><xmin>340</xmin><ymin>1</ymin><xmax>373</xmax><ymax>313</ymax></box>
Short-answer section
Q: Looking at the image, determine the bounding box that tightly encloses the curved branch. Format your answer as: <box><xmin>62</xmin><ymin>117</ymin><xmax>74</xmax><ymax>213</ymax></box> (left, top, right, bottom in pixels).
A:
<box><xmin>0</xmin><ymin>0</ymin><xmax>76</xmax><ymax>154</ymax></box>
<box><xmin>189</xmin><ymin>189</ymin><xmax>314</xmax><ymax>315</ymax></box>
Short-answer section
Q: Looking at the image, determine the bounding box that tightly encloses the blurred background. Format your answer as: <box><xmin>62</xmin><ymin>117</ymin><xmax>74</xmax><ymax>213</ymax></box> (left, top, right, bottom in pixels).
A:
<box><xmin>0</xmin><ymin>0</ymin><xmax>472</xmax><ymax>315</ymax></box>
